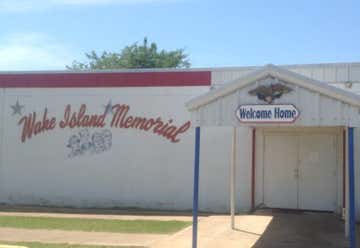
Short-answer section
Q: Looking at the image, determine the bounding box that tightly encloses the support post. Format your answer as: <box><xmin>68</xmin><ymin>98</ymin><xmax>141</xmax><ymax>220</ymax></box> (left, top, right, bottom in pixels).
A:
<box><xmin>345</xmin><ymin>127</ymin><xmax>349</xmax><ymax>237</ymax></box>
<box><xmin>192</xmin><ymin>127</ymin><xmax>201</xmax><ymax>248</ymax></box>
<box><xmin>348</xmin><ymin>127</ymin><xmax>356</xmax><ymax>248</ymax></box>
<box><xmin>251</xmin><ymin>128</ymin><xmax>256</xmax><ymax>210</ymax></box>
<box><xmin>230</xmin><ymin>127</ymin><xmax>236</xmax><ymax>229</ymax></box>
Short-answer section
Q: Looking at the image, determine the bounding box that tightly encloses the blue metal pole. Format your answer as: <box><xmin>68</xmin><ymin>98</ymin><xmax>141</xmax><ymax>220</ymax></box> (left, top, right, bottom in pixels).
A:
<box><xmin>348</xmin><ymin>127</ymin><xmax>356</xmax><ymax>248</ymax></box>
<box><xmin>192</xmin><ymin>127</ymin><xmax>200</xmax><ymax>248</ymax></box>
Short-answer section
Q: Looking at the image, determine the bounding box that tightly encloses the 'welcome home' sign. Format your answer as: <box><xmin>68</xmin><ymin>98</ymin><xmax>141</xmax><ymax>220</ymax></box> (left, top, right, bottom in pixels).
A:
<box><xmin>236</xmin><ymin>104</ymin><xmax>299</xmax><ymax>123</ymax></box>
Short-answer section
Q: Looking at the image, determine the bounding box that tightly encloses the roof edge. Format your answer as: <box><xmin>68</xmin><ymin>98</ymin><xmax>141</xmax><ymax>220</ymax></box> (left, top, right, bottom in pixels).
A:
<box><xmin>0</xmin><ymin>61</ymin><xmax>359</xmax><ymax>74</ymax></box>
<box><xmin>186</xmin><ymin>64</ymin><xmax>360</xmax><ymax>111</ymax></box>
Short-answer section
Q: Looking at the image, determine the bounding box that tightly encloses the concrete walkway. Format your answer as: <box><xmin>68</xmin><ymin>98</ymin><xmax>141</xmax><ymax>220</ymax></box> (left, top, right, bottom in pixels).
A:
<box><xmin>151</xmin><ymin>215</ymin><xmax>265</xmax><ymax>248</ymax></box>
<box><xmin>0</xmin><ymin>227</ymin><xmax>166</xmax><ymax>247</ymax></box>
<box><xmin>152</xmin><ymin>210</ymin><xmax>351</xmax><ymax>248</ymax></box>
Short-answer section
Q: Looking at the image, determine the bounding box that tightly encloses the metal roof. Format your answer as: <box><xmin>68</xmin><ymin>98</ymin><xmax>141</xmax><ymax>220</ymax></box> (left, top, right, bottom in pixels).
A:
<box><xmin>186</xmin><ymin>64</ymin><xmax>360</xmax><ymax>111</ymax></box>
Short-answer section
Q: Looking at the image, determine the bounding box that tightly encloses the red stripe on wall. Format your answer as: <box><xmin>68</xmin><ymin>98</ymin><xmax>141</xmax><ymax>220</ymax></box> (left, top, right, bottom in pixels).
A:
<box><xmin>0</xmin><ymin>71</ymin><xmax>211</xmax><ymax>88</ymax></box>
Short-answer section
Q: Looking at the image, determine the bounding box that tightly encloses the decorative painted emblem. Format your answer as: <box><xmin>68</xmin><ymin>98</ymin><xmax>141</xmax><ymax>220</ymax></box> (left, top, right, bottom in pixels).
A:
<box><xmin>11</xmin><ymin>100</ymin><xmax>24</xmax><ymax>116</ymax></box>
<box><xmin>67</xmin><ymin>128</ymin><xmax>112</xmax><ymax>158</ymax></box>
<box><xmin>248</xmin><ymin>83</ymin><xmax>292</xmax><ymax>104</ymax></box>
<box><xmin>103</xmin><ymin>100</ymin><xmax>114</xmax><ymax>115</ymax></box>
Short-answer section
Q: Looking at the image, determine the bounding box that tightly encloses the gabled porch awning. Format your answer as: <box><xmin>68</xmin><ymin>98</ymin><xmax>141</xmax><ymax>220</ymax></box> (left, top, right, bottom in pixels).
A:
<box><xmin>186</xmin><ymin>64</ymin><xmax>360</xmax><ymax>248</ymax></box>
<box><xmin>186</xmin><ymin>64</ymin><xmax>360</xmax><ymax>127</ymax></box>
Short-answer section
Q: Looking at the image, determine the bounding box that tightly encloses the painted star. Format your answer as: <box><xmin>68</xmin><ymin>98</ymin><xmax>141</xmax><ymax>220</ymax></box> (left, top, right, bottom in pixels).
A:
<box><xmin>103</xmin><ymin>100</ymin><xmax>114</xmax><ymax>115</ymax></box>
<box><xmin>11</xmin><ymin>100</ymin><xmax>24</xmax><ymax>116</ymax></box>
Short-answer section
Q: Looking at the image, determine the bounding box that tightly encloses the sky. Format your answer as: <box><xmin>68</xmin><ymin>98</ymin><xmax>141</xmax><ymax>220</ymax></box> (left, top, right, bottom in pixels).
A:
<box><xmin>0</xmin><ymin>0</ymin><xmax>359</xmax><ymax>70</ymax></box>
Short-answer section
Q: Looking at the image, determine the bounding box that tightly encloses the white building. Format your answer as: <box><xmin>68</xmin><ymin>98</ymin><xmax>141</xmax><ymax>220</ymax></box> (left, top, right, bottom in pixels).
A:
<box><xmin>0</xmin><ymin>62</ymin><xmax>359</xmax><ymax>225</ymax></box>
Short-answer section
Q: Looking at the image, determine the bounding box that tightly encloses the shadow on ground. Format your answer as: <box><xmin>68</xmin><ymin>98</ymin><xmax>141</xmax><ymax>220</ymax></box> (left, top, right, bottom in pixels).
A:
<box><xmin>248</xmin><ymin>209</ymin><xmax>353</xmax><ymax>248</ymax></box>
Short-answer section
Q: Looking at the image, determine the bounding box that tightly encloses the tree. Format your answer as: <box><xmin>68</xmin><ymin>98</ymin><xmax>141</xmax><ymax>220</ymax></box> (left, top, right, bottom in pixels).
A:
<box><xmin>66</xmin><ymin>38</ymin><xmax>190</xmax><ymax>70</ymax></box>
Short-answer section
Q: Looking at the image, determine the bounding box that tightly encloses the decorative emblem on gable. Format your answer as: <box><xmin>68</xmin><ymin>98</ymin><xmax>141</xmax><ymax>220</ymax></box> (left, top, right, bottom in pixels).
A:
<box><xmin>248</xmin><ymin>83</ymin><xmax>292</xmax><ymax>104</ymax></box>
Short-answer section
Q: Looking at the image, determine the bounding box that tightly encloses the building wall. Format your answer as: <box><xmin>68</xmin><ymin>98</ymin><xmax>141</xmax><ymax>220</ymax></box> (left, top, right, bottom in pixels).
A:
<box><xmin>0</xmin><ymin>63</ymin><xmax>359</xmax><ymax>216</ymax></box>
<box><xmin>0</xmin><ymin>86</ymin><xmax>253</xmax><ymax>213</ymax></box>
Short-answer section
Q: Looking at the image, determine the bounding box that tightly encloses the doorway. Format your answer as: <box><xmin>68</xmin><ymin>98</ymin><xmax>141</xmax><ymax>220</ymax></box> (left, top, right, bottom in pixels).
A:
<box><xmin>263</xmin><ymin>132</ymin><xmax>338</xmax><ymax>211</ymax></box>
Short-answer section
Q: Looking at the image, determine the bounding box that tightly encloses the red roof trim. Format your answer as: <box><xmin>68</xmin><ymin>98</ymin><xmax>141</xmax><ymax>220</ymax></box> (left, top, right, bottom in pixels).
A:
<box><xmin>0</xmin><ymin>71</ymin><xmax>211</xmax><ymax>88</ymax></box>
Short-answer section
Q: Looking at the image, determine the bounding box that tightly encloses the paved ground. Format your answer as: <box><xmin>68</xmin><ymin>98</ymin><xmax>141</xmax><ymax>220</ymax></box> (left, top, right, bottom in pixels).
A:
<box><xmin>0</xmin><ymin>208</ymin><xmax>355</xmax><ymax>248</ymax></box>
<box><xmin>152</xmin><ymin>209</ymin><xmax>352</xmax><ymax>248</ymax></box>
<box><xmin>249</xmin><ymin>209</ymin><xmax>350</xmax><ymax>248</ymax></box>
<box><xmin>0</xmin><ymin>227</ymin><xmax>165</xmax><ymax>247</ymax></box>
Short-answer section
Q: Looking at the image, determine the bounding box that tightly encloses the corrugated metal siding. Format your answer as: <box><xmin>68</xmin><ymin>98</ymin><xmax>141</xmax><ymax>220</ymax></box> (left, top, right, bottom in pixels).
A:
<box><xmin>211</xmin><ymin>63</ymin><xmax>360</xmax><ymax>94</ymax></box>
<box><xmin>193</xmin><ymin>76</ymin><xmax>360</xmax><ymax>127</ymax></box>
<box><xmin>330</xmin><ymin>83</ymin><xmax>360</xmax><ymax>96</ymax></box>
<box><xmin>211</xmin><ymin>68</ymin><xmax>255</xmax><ymax>85</ymax></box>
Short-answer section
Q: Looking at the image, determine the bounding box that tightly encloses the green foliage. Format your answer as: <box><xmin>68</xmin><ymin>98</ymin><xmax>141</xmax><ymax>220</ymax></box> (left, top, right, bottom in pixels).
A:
<box><xmin>67</xmin><ymin>38</ymin><xmax>190</xmax><ymax>70</ymax></box>
<box><xmin>0</xmin><ymin>215</ymin><xmax>191</xmax><ymax>234</ymax></box>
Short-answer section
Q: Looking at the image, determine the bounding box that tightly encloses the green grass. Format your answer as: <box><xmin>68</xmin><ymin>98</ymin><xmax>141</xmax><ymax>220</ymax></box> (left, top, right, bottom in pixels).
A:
<box><xmin>0</xmin><ymin>216</ymin><xmax>191</xmax><ymax>234</ymax></box>
<box><xmin>0</xmin><ymin>241</ymin><xmax>144</xmax><ymax>248</ymax></box>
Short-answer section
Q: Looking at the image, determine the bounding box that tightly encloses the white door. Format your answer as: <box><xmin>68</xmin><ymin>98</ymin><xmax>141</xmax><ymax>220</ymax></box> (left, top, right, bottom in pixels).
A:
<box><xmin>263</xmin><ymin>132</ymin><xmax>337</xmax><ymax>211</ymax></box>
<box><xmin>298</xmin><ymin>134</ymin><xmax>337</xmax><ymax>211</ymax></box>
<box><xmin>264</xmin><ymin>134</ymin><xmax>298</xmax><ymax>209</ymax></box>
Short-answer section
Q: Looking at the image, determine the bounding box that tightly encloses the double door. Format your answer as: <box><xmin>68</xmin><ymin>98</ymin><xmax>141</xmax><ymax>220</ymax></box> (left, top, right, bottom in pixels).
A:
<box><xmin>264</xmin><ymin>133</ymin><xmax>337</xmax><ymax>211</ymax></box>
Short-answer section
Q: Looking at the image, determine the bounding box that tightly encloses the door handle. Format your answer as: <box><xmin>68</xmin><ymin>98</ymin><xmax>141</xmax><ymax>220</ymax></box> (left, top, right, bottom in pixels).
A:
<box><xmin>294</xmin><ymin>168</ymin><xmax>299</xmax><ymax>179</ymax></box>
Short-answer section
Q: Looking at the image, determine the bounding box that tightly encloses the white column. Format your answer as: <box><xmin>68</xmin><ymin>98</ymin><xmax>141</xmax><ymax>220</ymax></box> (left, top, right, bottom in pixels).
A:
<box><xmin>230</xmin><ymin>127</ymin><xmax>236</xmax><ymax>229</ymax></box>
